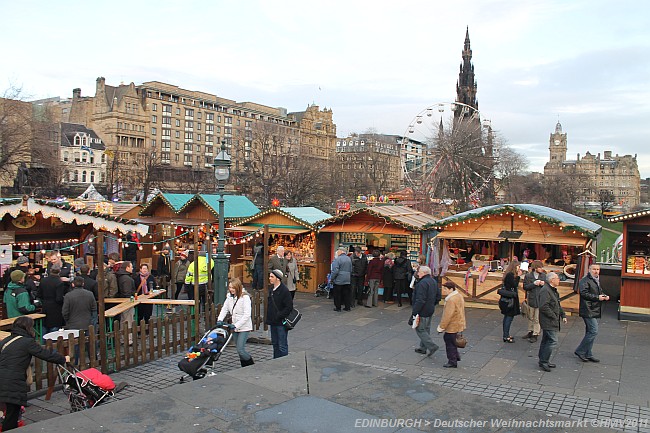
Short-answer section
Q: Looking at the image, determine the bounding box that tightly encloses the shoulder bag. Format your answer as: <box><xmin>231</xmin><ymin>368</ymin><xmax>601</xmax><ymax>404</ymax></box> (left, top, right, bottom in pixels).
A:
<box><xmin>270</xmin><ymin>293</ymin><xmax>301</xmax><ymax>330</ymax></box>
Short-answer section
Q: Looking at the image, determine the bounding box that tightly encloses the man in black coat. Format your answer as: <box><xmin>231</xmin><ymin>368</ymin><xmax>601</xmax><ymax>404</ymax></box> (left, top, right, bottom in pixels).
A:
<box><xmin>411</xmin><ymin>266</ymin><xmax>441</xmax><ymax>357</ymax></box>
<box><xmin>351</xmin><ymin>247</ymin><xmax>368</xmax><ymax>306</ymax></box>
<box><xmin>79</xmin><ymin>264</ymin><xmax>99</xmax><ymax>301</ymax></box>
<box><xmin>157</xmin><ymin>247</ymin><xmax>172</xmax><ymax>297</ymax></box>
<box><xmin>265</xmin><ymin>269</ymin><xmax>293</xmax><ymax>359</ymax></box>
<box><xmin>574</xmin><ymin>263</ymin><xmax>609</xmax><ymax>363</ymax></box>
<box><xmin>537</xmin><ymin>272</ymin><xmax>567</xmax><ymax>372</ymax></box>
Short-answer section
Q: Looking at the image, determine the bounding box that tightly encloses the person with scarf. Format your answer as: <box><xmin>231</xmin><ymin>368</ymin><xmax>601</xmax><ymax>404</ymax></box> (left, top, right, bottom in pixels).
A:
<box><xmin>134</xmin><ymin>263</ymin><xmax>155</xmax><ymax>324</ymax></box>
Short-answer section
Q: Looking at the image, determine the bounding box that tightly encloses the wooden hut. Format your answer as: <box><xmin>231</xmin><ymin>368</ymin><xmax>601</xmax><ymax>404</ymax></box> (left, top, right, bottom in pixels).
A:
<box><xmin>428</xmin><ymin>204</ymin><xmax>602</xmax><ymax>312</ymax></box>
<box><xmin>608</xmin><ymin>209</ymin><xmax>650</xmax><ymax>321</ymax></box>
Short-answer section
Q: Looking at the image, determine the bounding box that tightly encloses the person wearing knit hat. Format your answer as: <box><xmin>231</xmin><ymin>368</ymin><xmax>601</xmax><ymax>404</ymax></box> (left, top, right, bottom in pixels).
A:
<box><xmin>266</xmin><ymin>269</ymin><xmax>293</xmax><ymax>359</ymax></box>
<box><xmin>3</xmin><ymin>270</ymin><xmax>35</xmax><ymax>318</ymax></box>
<box><xmin>16</xmin><ymin>256</ymin><xmax>29</xmax><ymax>266</ymax></box>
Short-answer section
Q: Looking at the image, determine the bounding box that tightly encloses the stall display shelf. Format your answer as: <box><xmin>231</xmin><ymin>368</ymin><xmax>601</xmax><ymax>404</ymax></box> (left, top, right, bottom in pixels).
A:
<box><xmin>626</xmin><ymin>255</ymin><xmax>650</xmax><ymax>274</ymax></box>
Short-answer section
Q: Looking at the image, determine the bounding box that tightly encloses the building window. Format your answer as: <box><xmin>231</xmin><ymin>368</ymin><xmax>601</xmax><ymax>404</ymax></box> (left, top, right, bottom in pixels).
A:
<box><xmin>185</xmin><ymin>120</ymin><xmax>193</xmax><ymax>129</ymax></box>
<box><xmin>162</xmin><ymin>104</ymin><xmax>171</xmax><ymax>113</ymax></box>
<box><xmin>151</xmin><ymin>139</ymin><xmax>157</xmax><ymax>147</ymax></box>
<box><xmin>197</xmin><ymin>123</ymin><xmax>201</xmax><ymax>131</ymax></box>
<box><xmin>185</xmin><ymin>132</ymin><xmax>193</xmax><ymax>141</ymax></box>
<box><xmin>74</xmin><ymin>152</ymin><xmax>80</xmax><ymax>162</ymax></box>
<box><xmin>175</xmin><ymin>119</ymin><xmax>181</xmax><ymax>127</ymax></box>
<box><xmin>175</xmin><ymin>142</ymin><xmax>179</xmax><ymax>150</ymax></box>
<box><xmin>176</xmin><ymin>108</ymin><xmax>181</xmax><ymax>115</ymax></box>
<box><xmin>175</xmin><ymin>131</ymin><xmax>180</xmax><ymax>138</ymax></box>
<box><xmin>152</xmin><ymin>103</ymin><xmax>157</xmax><ymax>111</ymax></box>
<box><xmin>197</xmin><ymin>134</ymin><xmax>201</xmax><ymax>141</ymax></box>
<box><xmin>82</xmin><ymin>170</ymin><xmax>87</xmax><ymax>182</ymax></box>
<box><xmin>162</xmin><ymin>116</ymin><xmax>171</xmax><ymax>125</ymax></box>
<box><xmin>175</xmin><ymin>154</ymin><xmax>179</xmax><ymax>161</ymax></box>
<box><xmin>152</xmin><ymin>115</ymin><xmax>157</xmax><ymax>123</ymax></box>
<box><xmin>151</xmin><ymin>127</ymin><xmax>157</xmax><ymax>135</ymax></box>
<box><xmin>206</xmin><ymin>113</ymin><xmax>214</xmax><ymax>122</ymax></box>
<box><xmin>184</xmin><ymin>143</ymin><xmax>193</xmax><ymax>152</ymax></box>
<box><xmin>90</xmin><ymin>171</ymin><xmax>95</xmax><ymax>183</ymax></box>
<box><xmin>185</xmin><ymin>109</ymin><xmax>194</xmax><ymax>117</ymax></box>
<box><xmin>63</xmin><ymin>151</ymin><xmax>69</xmax><ymax>162</ymax></box>
<box><xmin>162</xmin><ymin>129</ymin><xmax>171</xmax><ymax>137</ymax></box>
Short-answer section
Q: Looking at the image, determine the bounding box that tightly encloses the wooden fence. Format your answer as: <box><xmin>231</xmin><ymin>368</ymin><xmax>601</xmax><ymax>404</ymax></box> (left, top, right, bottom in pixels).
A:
<box><xmin>30</xmin><ymin>303</ymin><xmax>223</xmax><ymax>396</ymax></box>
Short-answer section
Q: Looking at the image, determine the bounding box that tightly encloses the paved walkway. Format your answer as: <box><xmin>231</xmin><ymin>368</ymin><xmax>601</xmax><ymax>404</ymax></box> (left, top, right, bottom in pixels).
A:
<box><xmin>20</xmin><ymin>293</ymin><xmax>650</xmax><ymax>432</ymax></box>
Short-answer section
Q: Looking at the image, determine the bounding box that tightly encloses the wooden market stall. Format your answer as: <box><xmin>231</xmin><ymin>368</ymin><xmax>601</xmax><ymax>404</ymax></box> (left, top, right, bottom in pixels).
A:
<box><xmin>315</xmin><ymin>205</ymin><xmax>437</xmax><ymax>292</ymax></box>
<box><xmin>0</xmin><ymin>196</ymin><xmax>149</xmax><ymax>318</ymax></box>
<box><xmin>228</xmin><ymin>207</ymin><xmax>332</xmax><ymax>293</ymax></box>
<box><xmin>428</xmin><ymin>204</ymin><xmax>602</xmax><ymax>312</ymax></box>
<box><xmin>608</xmin><ymin>209</ymin><xmax>650</xmax><ymax>321</ymax></box>
<box><xmin>136</xmin><ymin>192</ymin><xmax>260</xmax><ymax>276</ymax></box>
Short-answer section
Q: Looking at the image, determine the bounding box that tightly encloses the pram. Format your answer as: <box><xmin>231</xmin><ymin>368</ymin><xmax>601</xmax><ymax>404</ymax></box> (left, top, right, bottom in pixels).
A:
<box><xmin>57</xmin><ymin>364</ymin><xmax>117</xmax><ymax>412</ymax></box>
<box><xmin>315</xmin><ymin>273</ymin><xmax>332</xmax><ymax>298</ymax></box>
<box><xmin>178</xmin><ymin>323</ymin><xmax>233</xmax><ymax>382</ymax></box>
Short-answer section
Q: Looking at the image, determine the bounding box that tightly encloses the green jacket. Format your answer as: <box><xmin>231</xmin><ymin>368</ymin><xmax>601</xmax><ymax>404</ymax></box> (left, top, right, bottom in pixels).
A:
<box><xmin>185</xmin><ymin>255</ymin><xmax>213</xmax><ymax>285</ymax></box>
<box><xmin>3</xmin><ymin>282</ymin><xmax>36</xmax><ymax>318</ymax></box>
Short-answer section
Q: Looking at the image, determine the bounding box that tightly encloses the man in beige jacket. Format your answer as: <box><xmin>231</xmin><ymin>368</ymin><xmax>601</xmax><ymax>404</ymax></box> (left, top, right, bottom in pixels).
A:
<box><xmin>437</xmin><ymin>281</ymin><xmax>466</xmax><ymax>368</ymax></box>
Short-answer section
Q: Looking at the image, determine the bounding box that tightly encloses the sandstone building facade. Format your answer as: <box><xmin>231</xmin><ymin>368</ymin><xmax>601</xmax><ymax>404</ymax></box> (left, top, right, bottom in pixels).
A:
<box><xmin>543</xmin><ymin>121</ymin><xmax>640</xmax><ymax>211</ymax></box>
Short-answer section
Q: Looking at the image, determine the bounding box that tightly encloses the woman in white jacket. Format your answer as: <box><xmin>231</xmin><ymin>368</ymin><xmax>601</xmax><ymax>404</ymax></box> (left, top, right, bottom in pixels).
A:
<box><xmin>217</xmin><ymin>278</ymin><xmax>254</xmax><ymax>367</ymax></box>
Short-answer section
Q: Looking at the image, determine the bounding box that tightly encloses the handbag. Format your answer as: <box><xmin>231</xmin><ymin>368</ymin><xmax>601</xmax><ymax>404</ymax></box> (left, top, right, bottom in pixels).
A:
<box><xmin>283</xmin><ymin>308</ymin><xmax>302</xmax><ymax>330</ymax></box>
<box><xmin>223</xmin><ymin>298</ymin><xmax>238</xmax><ymax>324</ymax></box>
<box><xmin>454</xmin><ymin>333</ymin><xmax>468</xmax><ymax>348</ymax></box>
<box><xmin>520</xmin><ymin>299</ymin><xmax>532</xmax><ymax>320</ymax></box>
<box><xmin>2</xmin><ymin>336</ymin><xmax>34</xmax><ymax>385</ymax></box>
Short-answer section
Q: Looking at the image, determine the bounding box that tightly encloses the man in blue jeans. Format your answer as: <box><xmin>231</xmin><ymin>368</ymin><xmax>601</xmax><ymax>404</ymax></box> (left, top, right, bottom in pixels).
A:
<box><xmin>265</xmin><ymin>269</ymin><xmax>293</xmax><ymax>358</ymax></box>
<box><xmin>575</xmin><ymin>264</ymin><xmax>609</xmax><ymax>363</ymax></box>
<box><xmin>538</xmin><ymin>272</ymin><xmax>567</xmax><ymax>372</ymax></box>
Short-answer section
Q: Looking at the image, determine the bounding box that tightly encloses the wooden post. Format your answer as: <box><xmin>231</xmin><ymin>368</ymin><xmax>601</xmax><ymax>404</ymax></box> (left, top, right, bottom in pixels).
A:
<box><xmin>263</xmin><ymin>224</ymin><xmax>269</xmax><ymax>331</ymax></box>
<box><xmin>96</xmin><ymin>232</ymin><xmax>107</xmax><ymax>374</ymax></box>
<box><xmin>193</xmin><ymin>228</ymin><xmax>199</xmax><ymax>339</ymax></box>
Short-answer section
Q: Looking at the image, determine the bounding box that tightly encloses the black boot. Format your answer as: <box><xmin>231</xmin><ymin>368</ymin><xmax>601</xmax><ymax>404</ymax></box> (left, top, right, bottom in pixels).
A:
<box><xmin>240</xmin><ymin>357</ymin><xmax>255</xmax><ymax>367</ymax></box>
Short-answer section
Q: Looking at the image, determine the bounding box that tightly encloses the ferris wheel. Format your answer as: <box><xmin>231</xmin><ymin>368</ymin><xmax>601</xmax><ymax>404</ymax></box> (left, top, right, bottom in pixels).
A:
<box><xmin>401</xmin><ymin>102</ymin><xmax>495</xmax><ymax>208</ymax></box>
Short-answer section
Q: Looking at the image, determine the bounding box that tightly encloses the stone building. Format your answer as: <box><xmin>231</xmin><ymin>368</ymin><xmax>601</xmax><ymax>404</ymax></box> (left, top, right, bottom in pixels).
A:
<box><xmin>60</xmin><ymin>123</ymin><xmax>107</xmax><ymax>190</ymax></box>
<box><xmin>543</xmin><ymin>121</ymin><xmax>640</xmax><ymax>211</ymax></box>
<box><xmin>67</xmin><ymin>78</ymin><xmax>336</xmax><ymax>198</ymax></box>
<box><xmin>336</xmin><ymin>133</ymin><xmax>401</xmax><ymax>196</ymax></box>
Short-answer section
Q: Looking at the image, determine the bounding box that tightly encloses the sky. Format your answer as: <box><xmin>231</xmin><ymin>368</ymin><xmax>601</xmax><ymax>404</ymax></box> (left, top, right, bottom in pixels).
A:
<box><xmin>2</xmin><ymin>0</ymin><xmax>649</xmax><ymax>177</ymax></box>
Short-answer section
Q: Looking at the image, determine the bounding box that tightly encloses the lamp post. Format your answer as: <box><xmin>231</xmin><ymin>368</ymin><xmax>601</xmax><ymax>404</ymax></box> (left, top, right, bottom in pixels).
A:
<box><xmin>213</xmin><ymin>140</ymin><xmax>231</xmax><ymax>306</ymax></box>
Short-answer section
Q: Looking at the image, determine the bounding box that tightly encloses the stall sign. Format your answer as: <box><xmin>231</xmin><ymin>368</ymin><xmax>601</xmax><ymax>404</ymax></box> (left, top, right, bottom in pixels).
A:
<box><xmin>336</xmin><ymin>201</ymin><xmax>350</xmax><ymax>212</ymax></box>
<box><xmin>0</xmin><ymin>231</ymin><xmax>15</xmax><ymax>244</ymax></box>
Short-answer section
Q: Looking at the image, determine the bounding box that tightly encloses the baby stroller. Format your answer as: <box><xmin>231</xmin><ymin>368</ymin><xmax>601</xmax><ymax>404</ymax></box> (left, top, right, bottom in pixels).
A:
<box><xmin>57</xmin><ymin>365</ymin><xmax>117</xmax><ymax>412</ymax></box>
<box><xmin>315</xmin><ymin>273</ymin><xmax>333</xmax><ymax>298</ymax></box>
<box><xmin>178</xmin><ymin>323</ymin><xmax>233</xmax><ymax>382</ymax></box>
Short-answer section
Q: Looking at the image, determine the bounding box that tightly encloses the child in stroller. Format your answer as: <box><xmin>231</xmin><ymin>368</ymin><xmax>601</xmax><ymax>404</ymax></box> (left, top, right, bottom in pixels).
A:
<box><xmin>57</xmin><ymin>365</ymin><xmax>124</xmax><ymax>412</ymax></box>
<box><xmin>178</xmin><ymin>323</ymin><xmax>233</xmax><ymax>382</ymax></box>
<box><xmin>315</xmin><ymin>273</ymin><xmax>333</xmax><ymax>298</ymax></box>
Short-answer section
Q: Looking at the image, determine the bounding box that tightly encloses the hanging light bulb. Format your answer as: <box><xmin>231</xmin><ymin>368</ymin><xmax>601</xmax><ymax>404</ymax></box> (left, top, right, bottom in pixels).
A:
<box><xmin>153</xmin><ymin>245</ymin><xmax>157</xmax><ymax>251</ymax></box>
<box><xmin>0</xmin><ymin>250</ymin><xmax>5</xmax><ymax>258</ymax></box>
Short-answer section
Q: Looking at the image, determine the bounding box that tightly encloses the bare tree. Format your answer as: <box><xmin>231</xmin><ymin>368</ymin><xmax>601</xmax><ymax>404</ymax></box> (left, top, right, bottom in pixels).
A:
<box><xmin>542</xmin><ymin>170</ymin><xmax>587</xmax><ymax>213</ymax></box>
<box><xmin>0</xmin><ymin>86</ymin><xmax>34</xmax><ymax>192</ymax></box>
<box><xmin>494</xmin><ymin>146</ymin><xmax>529</xmax><ymax>196</ymax></box>
<box><xmin>598</xmin><ymin>189</ymin><xmax>616</xmax><ymax>216</ymax></box>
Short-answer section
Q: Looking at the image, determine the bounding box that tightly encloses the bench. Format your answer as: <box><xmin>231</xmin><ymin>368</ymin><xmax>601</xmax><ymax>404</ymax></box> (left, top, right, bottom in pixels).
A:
<box><xmin>0</xmin><ymin>313</ymin><xmax>46</xmax><ymax>340</ymax></box>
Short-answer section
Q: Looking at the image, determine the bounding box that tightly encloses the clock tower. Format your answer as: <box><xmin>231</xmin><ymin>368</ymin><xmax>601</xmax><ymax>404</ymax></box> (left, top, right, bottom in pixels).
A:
<box><xmin>549</xmin><ymin>121</ymin><xmax>567</xmax><ymax>165</ymax></box>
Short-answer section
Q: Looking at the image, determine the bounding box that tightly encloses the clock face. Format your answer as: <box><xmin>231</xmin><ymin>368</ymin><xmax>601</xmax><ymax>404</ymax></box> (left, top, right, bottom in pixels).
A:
<box><xmin>554</xmin><ymin>139</ymin><xmax>561</xmax><ymax>146</ymax></box>
<box><xmin>12</xmin><ymin>213</ymin><xmax>37</xmax><ymax>229</ymax></box>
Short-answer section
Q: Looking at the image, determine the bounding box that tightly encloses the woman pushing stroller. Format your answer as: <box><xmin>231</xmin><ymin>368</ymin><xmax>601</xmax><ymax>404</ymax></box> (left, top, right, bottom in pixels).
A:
<box><xmin>217</xmin><ymin>278</ymin><xmax>254</xmax><ymax>367</ymax></box>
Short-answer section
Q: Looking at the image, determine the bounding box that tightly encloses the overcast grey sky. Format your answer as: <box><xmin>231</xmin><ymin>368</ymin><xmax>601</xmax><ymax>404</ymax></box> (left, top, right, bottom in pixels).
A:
<box><xmin>2</xmin><ymin>0</ymin><xmax>649</xmax><ymax>177</ymax></box>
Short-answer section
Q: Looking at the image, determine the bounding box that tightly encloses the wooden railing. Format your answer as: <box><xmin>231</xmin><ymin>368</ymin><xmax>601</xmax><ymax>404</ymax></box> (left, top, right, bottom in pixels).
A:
<box><xmin>30</xmin><ymin>304</ymin><xmax>223</xmax><ymax>396</ymax></box>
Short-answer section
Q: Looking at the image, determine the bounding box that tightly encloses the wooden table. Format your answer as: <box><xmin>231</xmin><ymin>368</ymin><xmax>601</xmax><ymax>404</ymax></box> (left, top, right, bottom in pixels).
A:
<box><xmin>0</xmin><ymin>313</ymin><xmax>46</xmax><ymax>341</ymax></box>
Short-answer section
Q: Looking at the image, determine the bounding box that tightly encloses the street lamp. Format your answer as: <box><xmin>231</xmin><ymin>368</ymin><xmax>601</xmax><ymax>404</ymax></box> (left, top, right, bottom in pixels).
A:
<box><xmin>213</xmin><ymin>140</ymin><xmax>231</xmax><ymax>306</ymax></box>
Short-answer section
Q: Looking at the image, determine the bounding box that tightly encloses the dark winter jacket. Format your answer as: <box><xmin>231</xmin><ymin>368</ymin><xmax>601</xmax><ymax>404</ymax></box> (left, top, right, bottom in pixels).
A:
<box><xmin>351</xmin><ymin>254</ymin><xmax>368</xmax><ymax>278</ymax></box>
<box><xmin>392</xmin><ymin>256</ymin><xmax>412</xmax><ymax>281</ymax></box>
<box><xmin>37</xmin><ymin>276</ymin><xmax>65</xmax><ymax>329</ymax></box>
<box><xmin>382</xmin><ymin>259</ymin><xmax>394</xmax><ymax>289</ymax></box>
<box><xmin>0</xmin><ymin>327</ymin><xmax>66</xmax><ymax>405</ymax></box>
<box><xmin>498</xmin><ymin>273</ymin><xmax>521</xmax><ymax>317</ymax></box>
<box><xmin>411</xmin><ymin>275</ymin><xmax>441</xmax><ymax>318</ymax></box>
<box><xmin>116</xmin><ymin>269</ymin><xmax>136</xmax><ymax>298</ymax></box>
<box><xmin>157</xmin><ymin>253</ymin><xmax>172</xmax><ymax>277</ymax></box>
<box><xmin>268</xmin><ymin>255</ymin><xmax>289</xmax><ymax>284</ymax></box>
<box><xmin>62</xmin><ymin>287</ymin><xmax>97</xmax><ymax>330</ymax></box>
<box><xmin>81</xmin><ymin>274</ymin><xmax>99</xmax><ymax>301</ymax></box>
<box><xmin>538</xmin><ymin>282</ymin><xmax>566</xmax><ymax>331</ymax></box>
<box><xmin>578</xmin><ymin>273</ymin><xmax>604</xmax><ymax>318</ymax></box>
<box><xmin>3</xmin><ymin>282</ymin><xmax>36</xmax><ymax>318</ymax></box>
<box><xmin>523</xmin><ymin>270</ymin><xmax>546</xmax><ymax>308</ymax></box>
<box><xmin>265</xmin><ymin>283</ymin><xmax>293</xmax><ymax>326</ymax></box>
<box><xmin>253</xmin><ymin>244</ymin><xmax>265</xmax><ymax>269</ymax></box>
